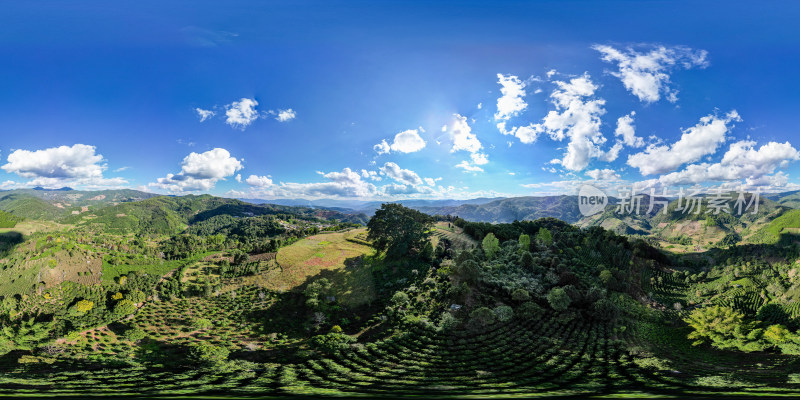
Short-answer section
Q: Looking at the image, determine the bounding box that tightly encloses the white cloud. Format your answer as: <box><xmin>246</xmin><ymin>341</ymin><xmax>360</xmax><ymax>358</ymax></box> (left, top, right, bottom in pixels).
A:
<box><xmin>3</xmin><ymin>144</ymin><xmax>103</xmax><ymax>179</ymax></box>
<box><xmin>455</xmin><ymin>161</ymin><xmax>484</xmax><ymax>173</ymax></box>
<box><xmin>1</xmin><ymin>144</ymin><xmax>129</xmax><ymax>189</ymax></box>
<box><xmin>272</xmin><ymin>168</ymin><xmax>378</xmax><ymax>198</ymax></box>
<box><xmin>149</xmin><ymin>148</ymin><xmax>243</xmax><ymax>192</ymax></box>
<box><xmin>360</xmin><ymin>169</ymin><xmax>382</xmax><ymax>181</ymax></box>
<box><xmin>276</xmin><ymin>108</ymin><xmax>296</xmax><ymax>122</ymax></box>
<box><xmin>379</xmin><ymin>162</ymin><xmax>424</xmax><ymax>186</ymax></box>
<box><xmin>520</xmin><ymin>73</ymin><xmax>614</xmax><ymax>171</ymax></box>
<box><xmin>470</xmin><ymin>152</ymin><xmax>489</xmax><ymax>165</ymax></box>
<box><xmin>446</xmin><ymin>114</ymin><xmax>489</xmax><ymax>172</ymax></box>
<box><xmin>477</xmin><ymin>102</ymin><xmax>482</xmax><ymax>110</ymax></box>
<box><xmin>494</xmin><ymin>73</ymin><xmax>543</xmax><ymax>144</ymax></box>
<box><xmin>586</xmin><ymin>168</ymin><xmax>620</xmax><ymax>180</ymax></box>
<box><xmin>627</xmin><ymin>110</ymin><xmax>741</xmax><ymax>175</ymax></box>
<box><xmin>615</xmin><ymin>111</ymin><xmax>644</xmax><ymax>148</ymax></box>
<box><xmin>246</xmin><ymin>174</ymin><xmax>273</xmax><ymax>187</ymax></box>
<box><xmin>494</xmin><ymin>74</ymin><xmax>527</xmax><ymax>121</ymax></box>
<box><xmin>195</xmin><ymin>108</ymin><xmax>216</xmax><ymax>122</ymax></box>
<box><xmin>449</xmin><ymin>114</ymin><xmax>482</xmax><ymax>154</ymax></box>
<box><xmin>225</xmin><ymin>98</ymin><xmax>259</xmax><ymax>129</ymax></box>
<box><xmin>593</xmin><ymin>44</ymin><xmax>709</xmax><ymax>103</ymax></box>
<box><xmin>0</xmin><ymin>180</ymin><xmax>18</xmax><ymax>190</ymax></box>
<box><xmin>652</xmin><ymin>140</ymin><xmax>800</xmax><ymax>187</ymax></box>
<box><xmin>373</xmin><ymin>140</ymin><xmax>391</xmax><ymax>155</ymax></box>
<box><xmin>180</xmin><ymin>148</ymin><xmax>243</xmax><ymax>179</ymax></box>
<box><xmin>374</xmin><ymin>129</ymin><xmax>427</xmax><ymax>155</ymax></box>
<box><xmin>235</xmin><ymin>174</ymin><xmax>242</xmax><ymax>183</ymax></box>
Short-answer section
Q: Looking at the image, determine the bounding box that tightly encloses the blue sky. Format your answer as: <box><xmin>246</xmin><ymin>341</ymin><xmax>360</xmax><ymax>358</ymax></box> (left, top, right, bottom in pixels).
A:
<box><xmin>1</xmin><ymin>1</ymin><xmax>800</xmax><ymax>199</ymax></box>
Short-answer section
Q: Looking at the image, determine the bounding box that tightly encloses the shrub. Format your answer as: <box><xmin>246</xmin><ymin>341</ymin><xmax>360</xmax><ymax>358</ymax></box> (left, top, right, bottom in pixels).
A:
<box><xmin>192</xmin><ymin>318</ymin><xmax>214</xmax><ymax>330</ymax></box>
<box><xmin>547</xmin><ymin>287</ymin><xmax>571</xmax><ymax>311</ymax></box>
<box><xmin>311</xmin><ymin>332</ymin><xmax>355</xmax><ymax>353</ymax></box>
<box><xmin>482</xmin><ymin>233</ymin><xmax>500</xmax><ymax>258</ymax></box>
<box><xmin>113</xmin><ymin>299</ymin><xmax>137</xmax><ymax>316</ymax></box>
<box><xmin>511</xmin><ymin>288</ymin><xmax>530</xmax><ymax>302</ymax></box>
<box><xmin>493</xmin><ymin>305</ymin><xmax>513</xmax><ymax>322</ymax></box>
<box><xmin>189</xmin><ymin>342</ymin><xmax>230</xmax><ymax>365</ymax></box>
<box><xmin>127</xmin><ymin>290</ymin><xmax>146</xmax><ymax>304</ymax></box>
<box><xmin>517</xmin><ymin>301</ymin><xmax>544</xmax><ymax>321</ymax></box>
<box><xmin>391</xmin><ymin>291</ymin><xmax>409</xmax><ymax>306</ymax></box>
<box><xmin>438</xmin><ymin>312</ymin><xmax>460</xmax><ymax>331</ymax></box>
<box><xmin>70</xmin><ymin>299</ymin><xmax>94</xmax><ymax>316</ymax></box>
<box><xmin>469</xmin><ymin>307</ymin><xmax>496</xmax><ymax>327</ymax></box>
<box><xmin>123</xmin><ymin>328</ymin><xmax>146</xmax><ymax>342</ymax></box>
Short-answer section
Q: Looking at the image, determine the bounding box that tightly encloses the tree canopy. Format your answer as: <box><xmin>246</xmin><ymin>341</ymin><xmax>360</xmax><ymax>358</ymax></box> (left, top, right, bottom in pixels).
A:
<box><xmin>367</xmin><ymin>203</ymin><xmax>433</xmax><ymax>258</ymax></box>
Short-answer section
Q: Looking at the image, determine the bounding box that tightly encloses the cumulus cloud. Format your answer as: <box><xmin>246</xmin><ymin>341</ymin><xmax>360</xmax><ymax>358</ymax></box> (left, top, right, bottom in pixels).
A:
<box><xmin>447</xmin><ymin>114</ymin><xmax>487</xmax><ymax>172</ymax></box>
<box><xmin>274</xmin><ymin>168</ymin><xmax>378</xmax><ymax>198</ymax></box>
<box><xmin>180</xmin><ymin>148</ymin><xmax>243</xmax><ymax>179</ymax></box>
<box><xmin>246</xmin><ymin>175</ymin><xmax>273</xmax><ymax>187</ymax></box>
<box><xmin>276</xmin><ymin>109</ymin><xmax>296</xmax><ymax>122</ymax></box>
<box><xmin>652</xmin><ymin>140</ymin><xmax>800</xmax><ymax>187</ymax></box>
<box><xmin>593</xmin><ymin>44</ymin><xmax>709</xmax><ymax>103</ymax></box>
<box><xmin>586</xmin><ymin>168</ymin><xmax>620</xmax><ymax>180</ymax></box>
<box><xmin>494</xmin><ymin>74</ymin><xmax>527</xmax><ymax>121</ymax></box>
<box><xmin>3</xmin><ymin>144</ymin><xmax>103</xmax><ymax>179</ymax></box>
<box><xmin>627</xmin><ymin>110</ymin><xmax>741</xmax><ymax>175</ymax></box>
<box><xmin>494</xmin><ymin>73</ymin><xmax>543</xmax><ymax>144</ymax></box>
<box><xmin>225</xmin><ymin>98</ymin><xmax>259</xmax><ymax>129</ymax></box>
<box><xmin>615</xmin><ymin>111</ymin><xmax>644</xmax><ymax>148</ymax></box>
<box><xmin>1</xmin><ymin>144</ymin><xmax>128</xmax><ymax>189</ymax></box>
<box><xmin>149</xmin><ymin>148</ymin><xmax>243</xmax><ymax>192</ymax></box>
<box><xmin>455</xmin><ymin>161</ymin><xmax>484</xmax><ymax>173</ymax></box>
<box><xmin>518</xmin><ymin>73</ymin><xmax>616</xmax><ymax>171</ymax></box>
<box><xmin>195</xmin><ymin>108</ymin><xmax>216</xmax><ymax>122</ymax></box>
<box><xmin>379</xmin><ymin>162</ymin><xmax>424</xmax><ymax>186</ymax></box>
<box><xmin>449</xmin><ymin>114</ymin><xmax>482</xmax><ymax>154</ymax></box>
<box><xmin>374</xmin><ymin>129</ymin><xmax>427</xmax><ymax>155</ymax></box>
<box><xmin>360</xmin><ymin>169</ymin><xmax>382</xmax><ymax>181</ymax></box>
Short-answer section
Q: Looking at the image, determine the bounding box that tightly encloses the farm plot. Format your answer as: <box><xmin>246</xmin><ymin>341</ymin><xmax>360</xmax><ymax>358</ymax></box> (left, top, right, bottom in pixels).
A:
<box><xmin>234</xmin><ymin>229</ymin><xmax>376</xmax><ymax>307</ymax></box>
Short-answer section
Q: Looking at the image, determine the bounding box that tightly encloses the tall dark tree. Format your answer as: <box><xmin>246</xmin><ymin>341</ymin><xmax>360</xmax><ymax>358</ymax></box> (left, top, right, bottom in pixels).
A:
<box><xmin>367</xmin><ymin>203</ymin><xmax>433</xmax><ymax>259</ymax></box>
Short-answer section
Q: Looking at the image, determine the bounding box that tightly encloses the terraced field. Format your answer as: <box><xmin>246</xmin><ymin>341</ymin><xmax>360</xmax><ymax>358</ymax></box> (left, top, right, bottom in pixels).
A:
<box><xmin>4</xmin><ymin>311</ymin><xmax>800</xmax><ymax>397</ymax></box>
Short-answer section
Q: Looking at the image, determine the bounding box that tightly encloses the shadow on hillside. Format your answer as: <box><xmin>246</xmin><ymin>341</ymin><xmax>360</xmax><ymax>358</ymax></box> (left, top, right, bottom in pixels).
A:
<box><xmin>0</xmin><ymin>231</ymin><xmax>23</xmax><ymax>258</ymax></box>
<box><xmin>666</xmin><ymin>232</ymin><xmax>800</xmax><ymax>264</ymax></box>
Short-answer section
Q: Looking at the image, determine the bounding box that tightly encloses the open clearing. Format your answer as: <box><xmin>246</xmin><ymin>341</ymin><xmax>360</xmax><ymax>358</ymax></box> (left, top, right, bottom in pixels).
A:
<box><xmin>235</xmin><ymin>228</ymin><xmax>376</xmax><ymax>307</ymax></box>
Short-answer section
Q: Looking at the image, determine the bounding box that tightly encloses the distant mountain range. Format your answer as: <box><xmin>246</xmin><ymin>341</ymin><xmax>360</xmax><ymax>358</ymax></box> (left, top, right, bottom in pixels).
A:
<box><xmin>4</xmin><ymin>187</ymin><xmax>800</xmax><ymax>248</ymax></box>
<box><xmin>239</xmin><ymin>197</ymin><xmax>505</xmax><ymax>215</ymax></box>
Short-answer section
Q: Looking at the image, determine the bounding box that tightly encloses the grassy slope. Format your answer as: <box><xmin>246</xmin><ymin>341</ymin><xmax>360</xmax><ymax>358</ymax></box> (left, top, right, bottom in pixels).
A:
<box><xmin>259</xmin><ymin>228</ymin><xmax>376</xmax><ymax>307</ymax></box>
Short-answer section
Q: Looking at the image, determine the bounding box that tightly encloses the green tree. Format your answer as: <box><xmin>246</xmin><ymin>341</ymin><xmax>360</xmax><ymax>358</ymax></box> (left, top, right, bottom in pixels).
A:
<box><xmin>518</xmin><ymin>234</ymin><xmax>531</xmax><ymax>253</ymax></box>
<box><xmin>113</xmin><ymin>299</ymin><xmax>137</xmax><ymax>316</ymax></box>
<box><xmin>482</xmin><ymin>233</ymin><xmax>500</xmax><ymax>258</ymax></box>
<box><xmin>192</xmin><ymin>318</ymin><xmax>214</xmax><ymax>330</ymax></box>
<box><xmin>69</xmin><ymin>299</ymin><xmax>94</xmax><ymax>316</ymax></box>
<box><xmin>547</xmin><ymin>287</ymin><xmax>571</xmax><ymax>311</ymax></box>
<box><xmin>493</xmin><ymin>305</ymin><xmax>513</xmax><ymax>322</ymax></box>
<box><xmin>304</xmin><ymin>278</ymin><xmax>333</xmax><ymax>310</ymax></box>
<box><xmin>123</xmin><ymin>327</ymin><xmax>147</xmax><ymax>342</ymax></box>
<box><xmin>536</xmin><ymin>228</ymin><xmax>553</xmax><ymax>246</ymax></box>
<box><xmin>438</xmin><ymin>312</ymin><xmax>460</xmax><ymax>332</ymax></box>
<box><xmin>684</xmin><ymin>306</ymin><xmax>764</xmax><ymax>352</ymax></box>
<box><xmin>390</xmin><ymin>291</ymin><xmax>410</xmax><ymax>306</ymax></box>
<box><xmin>188</xmin><ymin>342</ymin><xmax>230</xmax><ymax>365</ymax></box>
<box><xmin>0</xmin><ymin>318</ymin><xmax>52</xmax><ymax>354</ymax></box>
<box><xmin>453</xmin><ymin>259</ymin><xmax>480</xmax><ymax>283</ymax></box>
<box><xmin>127</xmin><ymin>290</ymin><xmax>146</xmax><ymax>304</ymax></box>
<box><xmin>511</xmin><ymin>288</ymin><xmax>531</xmax><ymax>302</ymax></box>
<box><xmin>469</xmin><ymin>307</ymin><xmax>496</xmax><ymax>327</ymax></box>
<box><xmin>367</xmin><ymin>203</ymin><xmax>433</xmax><ymax>258</ymax></box>
<box><xmin>516</xmin><ymin>301</ymin><xmax>544</xmax><ymax>321</ymax></box>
